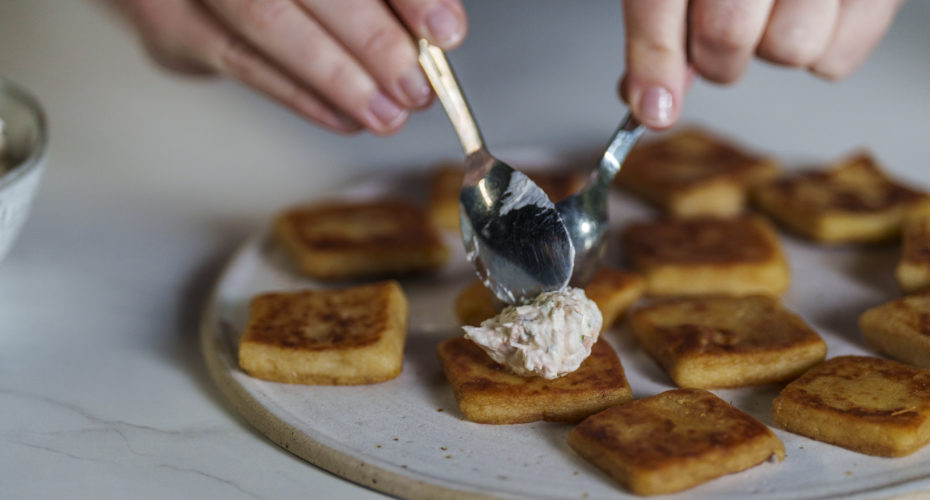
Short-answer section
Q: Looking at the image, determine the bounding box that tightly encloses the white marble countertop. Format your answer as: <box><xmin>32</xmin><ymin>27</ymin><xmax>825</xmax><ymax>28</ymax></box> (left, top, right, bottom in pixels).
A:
<box><xmin>1</xmin><ymin>1</ymin><xmax>928</xmax><ymax>499</ymax></box>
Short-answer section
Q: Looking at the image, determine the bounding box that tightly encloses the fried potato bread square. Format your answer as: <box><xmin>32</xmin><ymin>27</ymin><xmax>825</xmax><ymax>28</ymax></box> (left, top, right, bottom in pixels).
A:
<box><xmin>568</xmin><ymin>388</ymin><xmax>784</xmax><ymax>495</ymax></box>
<box><xmin>453</xmin><ymin>267</ymin><xmax>644</xmax><ymax>330</ymax></box>
<box><xmin>436</xmin><ymin>337</ymin><xmax>632</xmax><ymax>424</ymax></box>
<box><xmin>615</xmin><ymin>128</ymin><xmax>778</xmax><ymax>218</ymax></box>
<box><xmin>238</xmin><ymin>281</ymin><xmax>408</xmax><ymax>385</ymax></box>
<box><xmin>274</xmin><ymin>199</ymin><xmax>449</xmax><ymax>280</ymax></box>
<box><xmin>773</xmin><ymin>355</ymin><xmax>930</xmax><ymax>457</ymax></box>
<box><xmin>624</xmin><ymin>216</ymin><xmax>790</xmax><ymax>296</ymax></box>
<box><xmin>453</xmin><ymin>279</ymin><xmax>500</xmax><ymax>328</ymax></box>
<box><xmin>897</xmin><ymin>211</ymin><xmax>930</xmax><ymax>293</ymax></box>
<box><xmin>428</xmin><ymin>165</ymin><xmax>587</xmax><ymax>232</ymax></box>
<box><xmin>583</xmin><ymin>268</ymin><xmax>646</xmax><ymax>329</ymax></box>
<box><xmin>753</xmin><ymin>152</ymin><xmax>930</xmax><ymax>243</ymax></box>
<box><xmin>631</xmin><ymin>295</ymin><xmax>827</xmax><ymax>388</ymax></box>
<box><xmin>859</xmin><ymin>293</ymin><xmax>930</xmax><ymax>369</ymax></box>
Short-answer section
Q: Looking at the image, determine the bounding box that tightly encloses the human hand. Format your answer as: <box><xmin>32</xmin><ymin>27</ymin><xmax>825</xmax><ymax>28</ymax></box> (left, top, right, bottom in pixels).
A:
<box><xmin>109</xmin><ymin>0</ymin><xmax>467</xmax><ymax>135</ymax></box>
<box><xmin>620</xmin><ymin>0</ymin><xmax>903</xmax><ymax>129</ymax></box>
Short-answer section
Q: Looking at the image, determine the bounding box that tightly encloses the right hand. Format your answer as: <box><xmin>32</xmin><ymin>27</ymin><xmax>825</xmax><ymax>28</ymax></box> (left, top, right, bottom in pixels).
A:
<box><xmin>619</xmin><ymin>0</ymin><xmax>902</xmax><ymax>130</ymax></box>
<box><xmin>109</xmin><ymin>0</ymin><xmax>468</xmax><ymax>135</ymax></box>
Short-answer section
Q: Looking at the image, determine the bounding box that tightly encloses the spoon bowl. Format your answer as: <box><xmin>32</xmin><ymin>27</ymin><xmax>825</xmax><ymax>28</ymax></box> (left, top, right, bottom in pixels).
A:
<box><xmin>418</xmin><ymin>40</ymin><xmax>574</xmax><ymax>304</ymax></box>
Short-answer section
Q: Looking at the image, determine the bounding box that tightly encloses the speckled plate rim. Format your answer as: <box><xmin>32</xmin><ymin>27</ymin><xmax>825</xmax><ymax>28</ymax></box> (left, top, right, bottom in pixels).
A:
<box><xmin>198</xmin><ymin>231</ymin><xmax>930</xmax><ymax>500</ymax></box>
<box><xmin>198</xmin><ymin>150</ymin><xmax>586</xmax><ymax>500</ymax></box>
<box><xmin>198</xmin><ymin>150</ymin><xmax>930</xmax><ymax>500</ymax></box>
<box><xmin>199</xmin><ymin>257</ymin><xmax>494</xmax><ymax>500</ymax></box>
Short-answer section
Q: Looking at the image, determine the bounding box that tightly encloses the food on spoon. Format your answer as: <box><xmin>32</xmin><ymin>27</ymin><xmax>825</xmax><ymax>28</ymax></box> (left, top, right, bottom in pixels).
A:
<box><xmin>568</xmin><ymin>388</ymin><xmax>784</xmax><ymax>495</ymax></box>
<box><xmin>624</xmin><ymin>216</ymin><xmax>790</xmax><ymax>296</ymax></box>
<box><xmin>896</xmin><ymin>210</ymin><xmax>930</xmax><ymax>293</ymax></box>
<box><xmin>461</xmin><ymin>287</ymin><xmax>602</xmax><ymax>380</ymax></box>
<box><xmin>274</xmin><ymin>199</ymin><xmax>448</xmax><ymax>280</ymax></box>
<box><xmin>428</xmin><ymin>163</ymin><xmax>586</xmax><ymax>232</ymax></box>
<box><xmin>615</xmin><ymin>128</ymin><xmax>778</xmax><ymax>218</ymax></box>
<box><xmin>859</xmin><ymin>293</ymin><xmax>930</xmax><ymax>369</ymax></box>
<box><xmin>437</xmin><ymin>337</ymin><xmax>632</xmax><ymax>424</ymax></box>
<box><xmin>454</xmin><ymin>267</ymin><xmax>643</xmax><ymax>331</ymax></box>
<box><xmin>753</xmin><ymin>152</ymin><xmax>930</xmax><ymax>243</ymax></box>
<box><xmin>238</xmin><ymin>281</ymin><xmax>407</xmax><ymax>385</ymax></box>
<box><xmin>773</xmin><ymin>356</ymin><xmax>930</xmax><ymax>457</ymax></box>
<box><xmin>631</xmin><ymin>295</ymin><xmax>827</xmax><ymax>388</ymax></box>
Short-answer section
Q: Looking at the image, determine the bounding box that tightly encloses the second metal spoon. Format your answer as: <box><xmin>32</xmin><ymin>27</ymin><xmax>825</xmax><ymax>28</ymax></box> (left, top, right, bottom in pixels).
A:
<box><xmin>556</xmin><ymin>114</ymin><xmax>644</xmax><ymax>287</ymax></box>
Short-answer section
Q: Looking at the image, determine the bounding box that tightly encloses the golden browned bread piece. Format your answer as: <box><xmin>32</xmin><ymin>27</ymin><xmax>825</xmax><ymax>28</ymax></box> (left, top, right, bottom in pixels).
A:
<box><xmin>453</xmin><ymin>279</ymin><xmax>501</xmax><ymax>327</ymax></box>
<box><xmin>859</xmin><ymin>293</ymin><xmax>930</xmax><ymax>369</ymax></box>
<box><xmin>453</xmin><ymin>267</ymin><xmax>644</xmax><ymax>330</ymax></box>
<box><xmin>897</xmin><ymin>210</ymin><xmax>930</xmax><ymax>293</ymax></box>
<box><xmin>624</xmin><ymin>216</ymin><xmax>790</xmax><ymax>296</ymax></box>
<box><xmin>753</xmin><ymin>152</ymin><xmax>930</xmax><ymax>243</ymax></box>
<box><xmin>773</xmin><ymin>355</ymin><xmax>930</xmax><ymax>457</ymax></box>
<box><xmin>238</xmin><ymin>281</ymin><xmax>408</xmax><ymax>385</ymax></box>
<box><xmin>569</xmin><ymin>388</ymin><xmax>785</xmax><ymax>496</ymax></box>
<box><xmin>274</xmin><ymin>199</ymin><xmax>449</xmax><ymax>280</ymax></box>
<box><xmin>631</xmin><ymin>295</ymin><xmax>827</xmax><ymax>388</ymax></box>
<box><xmin>437</xmin><ymin>337</ymin><xmax>632</xmax><ymax>424</ymax></box>
<box><xmin>615</xmin><ymin>128</ymin><xmax>778</xmax><ymax>218</ymax></box>
<box><xmin>427</xmin><ymin>165</ymin><xmax>587</xmax><ymax>232</ymax></box>
<box><xmin>582</xmin><ymin>268</ymin><xmax>646</xmax><ymax>329</ymax></box>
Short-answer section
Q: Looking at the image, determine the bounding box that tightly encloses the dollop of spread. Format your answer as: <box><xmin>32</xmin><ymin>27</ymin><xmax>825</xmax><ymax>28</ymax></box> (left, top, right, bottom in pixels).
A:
<box><xmin>462</xmin><ymin>287</ymin><xmax>602</xmax><ymax>379</ymax></box>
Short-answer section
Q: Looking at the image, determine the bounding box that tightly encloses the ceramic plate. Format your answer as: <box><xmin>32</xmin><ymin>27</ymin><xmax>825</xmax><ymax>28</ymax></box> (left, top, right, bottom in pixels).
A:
<box><xmin>201</xmin><ymin>157</ymin><xmax>930</xmax><ymax>500</ymax></box>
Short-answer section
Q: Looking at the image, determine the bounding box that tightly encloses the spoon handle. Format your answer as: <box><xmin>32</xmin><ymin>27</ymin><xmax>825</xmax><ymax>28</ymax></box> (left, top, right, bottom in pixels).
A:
<box><xmin>417</xmin><ymin>39</ymin><xmax>484</xmax><ymax>156</ymax></box>
<box><xmin>597</xmin><ymin>114</ymin><xmax>645</xmax><ymax>186</ymax></box>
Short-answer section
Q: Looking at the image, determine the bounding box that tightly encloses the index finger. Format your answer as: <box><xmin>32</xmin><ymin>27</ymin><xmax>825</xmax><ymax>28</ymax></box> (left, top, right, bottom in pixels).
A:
<box><xmin>389</xmin><ymin>0</ymin><xmax>468</xmax><ymax>49</ymax></box>
<box><xmin>620</xmin><ymin>0</ymin><xmax>689</xmax><ymax>129</ymax></box>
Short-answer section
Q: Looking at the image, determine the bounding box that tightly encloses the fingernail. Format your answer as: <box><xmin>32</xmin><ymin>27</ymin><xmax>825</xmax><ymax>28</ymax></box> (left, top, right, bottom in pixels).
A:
<box><xmin>426</xmin><ymin>5</ymin><xmax>464</xmax><ymax>47</ymax></box>
<box><xmin>368</xmin><ymin>91</ymin><xmax>407</xmax><ymax>129</ymax></box>
<box><xmin>639</xmin><ymin>85</ymin><xmax>675</xmax><ymax>128</ymax></box>
<box><xmin>399</xmin><ymin>67</ymin><xmax>431</xmax><ymax>106</ymax></box>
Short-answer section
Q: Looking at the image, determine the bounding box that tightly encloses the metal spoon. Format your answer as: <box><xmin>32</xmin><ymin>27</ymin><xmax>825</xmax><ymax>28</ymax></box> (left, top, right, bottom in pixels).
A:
<box><xmin>556</xmin><ymin>114</ymin><xmax>644</xmax><ymax>287</ymax></box>
<box><xmin>417</xmin><ymin>40</ymin><xmax>574</xmax><ymax>304</ymax></box>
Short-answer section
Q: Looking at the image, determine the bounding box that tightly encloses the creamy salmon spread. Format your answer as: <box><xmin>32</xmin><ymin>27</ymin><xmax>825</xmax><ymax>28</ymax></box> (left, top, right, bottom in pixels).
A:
<box><xmin>462</xmin><ymin>287</ymin><xmax>602</xmax><ymax>379</ymax></box>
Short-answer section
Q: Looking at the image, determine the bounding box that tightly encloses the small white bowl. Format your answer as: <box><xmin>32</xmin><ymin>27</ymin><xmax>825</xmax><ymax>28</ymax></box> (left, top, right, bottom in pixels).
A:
<box><xmin>0</xmin><ymin>78</ymin><xmax>47</xmax><ymax>264</ymax></box>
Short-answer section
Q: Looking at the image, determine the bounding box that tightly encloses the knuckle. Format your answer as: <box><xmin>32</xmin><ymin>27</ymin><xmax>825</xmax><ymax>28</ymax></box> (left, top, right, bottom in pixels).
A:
<box><xmin>282</xmin><ymin>84</ymin><xmax>314</xmax><ymax>115</ymax></box>
<box><xmin>692</xmin><ymin>25</ymin><xmax>752</xmax><ymax>55</ymax></box>
<box><xmin>694</xmin><ymin>63</ymin><xmax>741</xmax><ymax>85</ymax></box>
<box><xmin>128</xmin><ymin>1</ymin><xmax>200</xmax><ymax>71</ymax></box>
<box><xmin>236</xmin><ymin>0</ymin><xmax>288</xmax><ymax>30</ymax></box>
<box><xmin>321</xmin><ymin>60</ymin><xmax>357</xmax><ymax>100</ymax></box>
<box><xmin>629</xmin><ymin>38</ymin><xmax>680</xmax><ymax>64</ymax></box>
<box><xmin>218</xmin><ymin>37</ymin><xmax>255</xmax><ymax>78</ymax></box>
<box><xmin>361</xmin><ymin>27</ymin><xmax>410</xmax><ymax>63</ymax></box>
<box><xmin>397</xmin><ymin>0</ymin><xmax>434</xmax><ymax>26</ymax></box>
<box><xmin>810</xmin><ymin>62</ymin><xmax>848</xmax><ymax>81</ymax></box>
<box><xmin>130</xmin><ymin>1</ymin><xmax>175</xmax><ymax>46</ymax></box>
<box><xmin>760</xmin><ymin>40</ymin><xmax>819</xmax><ymax>68</ymax></box>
